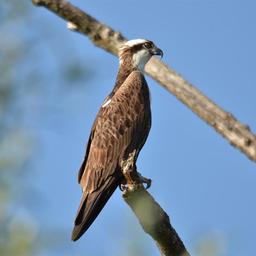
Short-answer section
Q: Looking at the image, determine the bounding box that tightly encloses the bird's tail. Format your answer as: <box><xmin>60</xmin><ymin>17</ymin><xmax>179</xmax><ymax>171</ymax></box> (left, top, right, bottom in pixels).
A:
<box><xmin>71</xmin><ymin>176</ymin><xmax>119</xmax><ymax>241</ymax></box>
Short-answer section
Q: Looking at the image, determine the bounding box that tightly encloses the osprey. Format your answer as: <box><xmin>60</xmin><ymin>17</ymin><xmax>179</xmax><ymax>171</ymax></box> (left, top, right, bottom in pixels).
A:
<box><xmin>72</xmin><ymin>39</ymin><xmax>163</xmax><ymax>241</ymax></box>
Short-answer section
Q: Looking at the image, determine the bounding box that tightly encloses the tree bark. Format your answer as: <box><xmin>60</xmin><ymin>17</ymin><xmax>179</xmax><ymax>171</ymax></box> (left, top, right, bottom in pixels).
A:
<box><xmin>123</xmin><ymin>187</ymin><xmax>189</xmax><ymax>256</ymax></box>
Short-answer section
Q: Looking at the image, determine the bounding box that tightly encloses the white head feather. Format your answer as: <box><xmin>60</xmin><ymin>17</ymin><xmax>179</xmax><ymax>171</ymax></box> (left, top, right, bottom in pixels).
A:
<box><xmin>123</xmin><ymin>39</ymin><xmax>147</xmax><ymax>47</ymax></box>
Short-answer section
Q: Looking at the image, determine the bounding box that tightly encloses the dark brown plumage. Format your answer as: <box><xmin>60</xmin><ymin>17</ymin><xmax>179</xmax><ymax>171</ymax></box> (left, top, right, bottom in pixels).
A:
<box><xmin>71</xmin><ymin>39</ymin><xmax>163</xmax><ymax>241</ymax></box>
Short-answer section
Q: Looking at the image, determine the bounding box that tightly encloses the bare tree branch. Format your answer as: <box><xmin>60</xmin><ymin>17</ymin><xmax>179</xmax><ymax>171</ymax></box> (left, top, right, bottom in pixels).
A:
<box><xmin>32</xmin><ymin>0</ymin><xmax>126</xmax><ymax>54</ymax></box>
<box><xmin>123</xmin><ymin>187</ymin><xmax>189</xmax><ymax>256</ymax></box>
<box><xmin>32</xmin><ymin>0</ymin><xmax>256</xmax><ymax>162</ymax></box>
<box><xmin>120</xmin><ymin>161</ymin><xmax>190</xmax><ymax>256</ymax></box>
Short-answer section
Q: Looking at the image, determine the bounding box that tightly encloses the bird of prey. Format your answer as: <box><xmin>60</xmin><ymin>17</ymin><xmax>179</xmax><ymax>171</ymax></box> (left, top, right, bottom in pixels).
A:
<box><xmin>71</xmin><ymin>39</ymin><xmax>163</xmax><ymax>241</ymax></box>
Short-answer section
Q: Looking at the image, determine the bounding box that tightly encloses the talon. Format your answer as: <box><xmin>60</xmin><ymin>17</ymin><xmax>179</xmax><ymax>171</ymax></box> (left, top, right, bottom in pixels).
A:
<box><xmin>137</xmin><ymin>172</ymin><xmax>152</xmax><ymax>189</ymax></box>
<box><xmin>119</xmin><ymin>183</ymin><xmax>127</xmax><ymax>191</ymax></box>
<box><xmin>145</xmin><ymin>179</ymin><xmax>151</xmax><ymax>189</ymax></box>
<box><xmin>119</xmin><ymin>177</ymin><xmax>128</xmax><ymax>191</ymax></box>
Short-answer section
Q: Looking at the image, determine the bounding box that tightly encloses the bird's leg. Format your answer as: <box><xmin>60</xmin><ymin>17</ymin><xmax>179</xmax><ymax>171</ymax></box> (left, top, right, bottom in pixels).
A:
<box><xmin>120</xmin><ymin>150</ymin><xmax>151</xmax><ymax>192</ymax></box>
<box><xmin>120</xmin><ymin>151</ymin><xmax>138</xmax><ymax>191</ymax></box>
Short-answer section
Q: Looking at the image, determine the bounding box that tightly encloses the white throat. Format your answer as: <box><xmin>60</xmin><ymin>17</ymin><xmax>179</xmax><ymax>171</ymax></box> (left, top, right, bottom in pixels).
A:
<box><xmin>132</xmin><ymin>49</ymin><xmax>151</xmax><ymax>71</ymax></box>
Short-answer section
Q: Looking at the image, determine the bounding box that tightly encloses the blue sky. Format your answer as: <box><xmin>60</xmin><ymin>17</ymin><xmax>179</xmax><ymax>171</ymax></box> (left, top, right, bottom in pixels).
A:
<box><xmin>15</xmin><ymin>0</ymin><xmax>256</xmax><ymax>255</ymax></box>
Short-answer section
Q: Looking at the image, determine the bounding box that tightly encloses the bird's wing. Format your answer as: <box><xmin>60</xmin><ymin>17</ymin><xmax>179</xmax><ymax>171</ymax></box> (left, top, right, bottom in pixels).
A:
<box><xmin>77</xmin><ymin>130</ymin><xmax>93</xmax><ymax>184</ymax></box>
<box><xmin>72</xmin><ymin>71</ymin><xmax>151</xmax><ymax>240</ymax></box>
<box><xmin>78</xmin><ymin>71</ymin><xmax>150</xmax><ymax>190</ymax></box>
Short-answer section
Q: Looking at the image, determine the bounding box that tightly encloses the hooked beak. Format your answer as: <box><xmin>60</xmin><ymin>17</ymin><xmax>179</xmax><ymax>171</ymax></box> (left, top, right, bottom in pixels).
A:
<box><xmin>150</xmin><ymin>47</ymin><xmax>163</xmax><ymax>58</ymax></box>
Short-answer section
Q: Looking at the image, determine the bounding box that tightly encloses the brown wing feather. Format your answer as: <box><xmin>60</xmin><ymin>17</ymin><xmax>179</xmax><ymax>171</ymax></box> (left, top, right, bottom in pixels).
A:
<box><xmin>77</xmin><ymin>131</ymin><xmax>93</xmax><ymax>183</ymax></box>
<box><xmin>72</xmin><ymin>71</ymin><xmax>151</xmax><ymax>240</ymax></box>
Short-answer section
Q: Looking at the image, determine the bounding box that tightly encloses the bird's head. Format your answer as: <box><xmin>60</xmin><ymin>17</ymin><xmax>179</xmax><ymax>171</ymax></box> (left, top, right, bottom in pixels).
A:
<box><xmin>119</xmin><ymin>39</ymin><xmax>163</xmax><ymax>71</ymax></box>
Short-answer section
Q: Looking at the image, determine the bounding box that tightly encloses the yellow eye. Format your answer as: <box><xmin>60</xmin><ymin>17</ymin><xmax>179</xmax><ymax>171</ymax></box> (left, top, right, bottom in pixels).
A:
<box><xmin>143</xmin><ymin>42</ymin><xmax>153</xmax><ymax>49</ymax></box>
